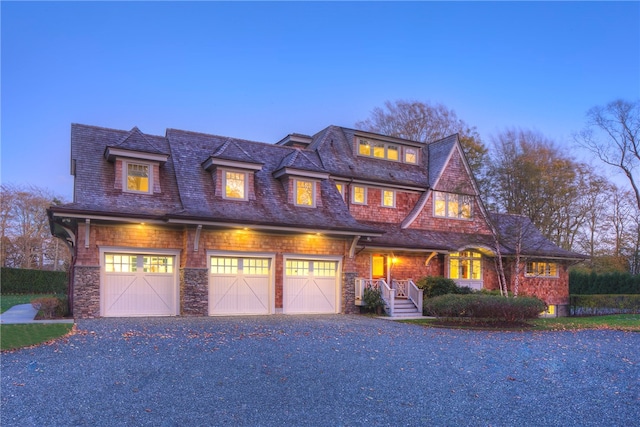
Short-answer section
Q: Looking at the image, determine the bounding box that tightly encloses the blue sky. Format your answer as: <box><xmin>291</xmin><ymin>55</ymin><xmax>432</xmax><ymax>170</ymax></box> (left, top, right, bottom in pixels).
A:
<box><xmin>2</xmin><ymin>1</ymin><xmax>639</xmax><ymax>201</ymax></box>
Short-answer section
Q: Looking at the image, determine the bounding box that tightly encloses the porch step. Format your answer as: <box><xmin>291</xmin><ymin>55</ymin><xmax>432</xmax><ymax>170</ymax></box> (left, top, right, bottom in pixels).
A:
<box><xmin>391</xmin><ymin>299</ymin><xmax>421</xmax><ymax>318</ymax></box>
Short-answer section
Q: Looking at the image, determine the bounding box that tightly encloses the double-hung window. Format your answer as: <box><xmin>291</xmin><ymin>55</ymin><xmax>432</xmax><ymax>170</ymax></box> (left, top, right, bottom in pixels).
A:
<box><xmin>352</xmin><ymin>185</ymin><xmax>367</xmax><ymax>205</ymax></box>
<box><xmin>125</xmin><ymin>162</ymin><xmax>151</xmax><ymax>193</ymax></box>
<box><xmin>382</xmin><ymin>189</ymin><xmax>395</xmax><ymax>208</ymax></box>
<box><xmin>223</xmin><ymin>170</ymin><xmax>247</xmax><ymax>200</ymax></box>
<box><xmin>295</xmin><ymin>179</ymin><xmax>315</xmax><ymax>207</ymax></box>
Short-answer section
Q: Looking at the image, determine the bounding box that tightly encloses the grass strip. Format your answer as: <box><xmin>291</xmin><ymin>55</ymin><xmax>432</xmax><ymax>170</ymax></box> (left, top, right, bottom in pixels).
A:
<box><xmin>1</xmin><ymin>294</ymin><xmax>56</xmax><ymax>314</ymax></box>
<box><xmin>1</xmin><ymin>323</ymin><xmax>74</xmax><ymax>351</ymax></box>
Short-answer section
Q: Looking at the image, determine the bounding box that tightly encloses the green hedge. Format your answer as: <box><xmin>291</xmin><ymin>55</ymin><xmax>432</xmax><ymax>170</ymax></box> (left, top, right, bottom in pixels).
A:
<box><xmin>1</xmin><ymin>267</ymin><xmax>67</xmax><ymax>295</ymax></box>
<box><xmin>570</xmin><ymin>271</ymin><xmax>640</xmax><ymax>294</ymax></box>
<box><xmin>570</xmin><ymin>294</ymin><xmax>640</xmax><ymax>316</ymax></box>
<box><xmin>423</xmin><ymin>294</ymin><xmax>547</xmax><ymax>322</ymax></box>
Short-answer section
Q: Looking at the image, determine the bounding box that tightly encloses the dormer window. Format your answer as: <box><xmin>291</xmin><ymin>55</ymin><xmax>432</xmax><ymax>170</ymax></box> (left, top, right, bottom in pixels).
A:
<box><xmin>357</xmin><ymin>138</ymin><xmax>418</xmax><ymax>164</ymax></box>
<box><xmin>223</xmin><ymin>170</ymin><xmax>247</xmax><ymax>200</ymax></box>
<box><xmin>295</xmin><ymin>179</ymin><xmax>315</xmax><ymax>207</ymax></box>
<box><xmin>125</xmin><ymin>161</ymin><xmax>152</xmax><ymax>194</ymax></box>
<box><xmin>404</xmin><ymin>147</ymin><xmax>418</xmax><ymax>164</ymax></box>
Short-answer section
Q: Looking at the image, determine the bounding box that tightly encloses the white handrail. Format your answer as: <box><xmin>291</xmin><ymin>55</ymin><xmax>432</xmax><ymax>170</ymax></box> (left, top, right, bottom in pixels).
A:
<box><xmin>378</xmin><ymin>279</ymin><xmax>395</xmax><ymax>317</ymax></box>
<box><xmin>407</xmin><ymin>279</ymin><xmax>423</xmax><ymax>315</ymax></box>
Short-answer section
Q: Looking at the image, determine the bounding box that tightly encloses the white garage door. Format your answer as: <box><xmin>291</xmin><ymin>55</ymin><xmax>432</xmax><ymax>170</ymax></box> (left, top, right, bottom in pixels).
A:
<box><xmin>209</xmin><ymin>257</ymin><xmax>271</xmax><ymax>315</ymax></box>
<box><xmin>284</xmin><ymin>259</ymin><xmax>339</xmax><ymax>314</ymax></box>
<box><xmin>103</xmin><ymin>253</ymin><xmax>177</xmax><ymax>317</ymax></box>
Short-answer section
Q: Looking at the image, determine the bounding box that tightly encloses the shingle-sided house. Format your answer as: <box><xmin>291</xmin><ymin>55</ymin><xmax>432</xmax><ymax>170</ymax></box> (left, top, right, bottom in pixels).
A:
<box><xmin>48</xmin><ymin>124</ymin><xmax>584</xmax><ymax>318</ymax></box>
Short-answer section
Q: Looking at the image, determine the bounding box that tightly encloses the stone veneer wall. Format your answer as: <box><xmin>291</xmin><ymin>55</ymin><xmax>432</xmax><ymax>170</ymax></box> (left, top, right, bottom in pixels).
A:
<box><xmin>342</xmin><ymin>272</ymin><xmax>358</xmax><ymax>314</ymax></box>
<box><xmin>180</xmin><ymin>268</ymin><xmax>208</xmax><ymax>316</ymax></box>
<box><xmin>73</xmin><ymin>266</ymin><xmax>101</xmax><ymax>318</ymax></box>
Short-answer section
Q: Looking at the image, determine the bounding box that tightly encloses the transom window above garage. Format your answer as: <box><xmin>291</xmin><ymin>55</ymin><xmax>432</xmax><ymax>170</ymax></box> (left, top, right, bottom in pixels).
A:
<box><xmin>210</xmin><ymin>257</ymin><xmax>270</xmax><ymax>275</ymax></box>
<box><xmin>104</xmin><ymin>254</ymin><xmax>173</xmax><ymax>273</ymax></box>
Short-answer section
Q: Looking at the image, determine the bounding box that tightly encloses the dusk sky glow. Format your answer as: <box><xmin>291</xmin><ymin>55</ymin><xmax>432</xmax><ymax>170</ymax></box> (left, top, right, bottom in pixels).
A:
<box><xmin>2</xmin><ymin>1</ymin><xmax>639</xmax><ymax>201</ymax></box>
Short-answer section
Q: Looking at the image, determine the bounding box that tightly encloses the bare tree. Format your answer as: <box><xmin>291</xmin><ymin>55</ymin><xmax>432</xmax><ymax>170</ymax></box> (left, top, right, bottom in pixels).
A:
<box><xmin>575</xmin><ymin>99</ymin><xmax>640</xmax><ymax>210</ymax></box>
<box><xmin>355</xmin><ymin>99</ymin><xmax>489</xmax><ymax>191</ymax></box>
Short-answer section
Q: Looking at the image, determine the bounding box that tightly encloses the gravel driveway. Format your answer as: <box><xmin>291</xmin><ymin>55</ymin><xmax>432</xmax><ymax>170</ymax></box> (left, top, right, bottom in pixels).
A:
<box><xmin>1</xmin><ymin>315</ymin><xmax>638</xmax><ymax>426</ymax></box>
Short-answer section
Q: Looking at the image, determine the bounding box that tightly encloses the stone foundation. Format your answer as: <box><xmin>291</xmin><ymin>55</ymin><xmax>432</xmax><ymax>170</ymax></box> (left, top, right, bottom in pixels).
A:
<box><xmin>73</xmin><ymin>266</ymin><xmax>101</xmax><ymax>318</ymax></box>
<box><xmin>181</xmin><ymin>268</ymin><xmax>208</xmax><ymax>316</ymax></box>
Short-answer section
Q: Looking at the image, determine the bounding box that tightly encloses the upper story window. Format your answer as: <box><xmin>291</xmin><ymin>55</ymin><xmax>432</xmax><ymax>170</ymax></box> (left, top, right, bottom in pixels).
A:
<box><xmin>526</xmin><ymin>262</ymin><xmax>558</xmax><ymax>278</ymax></box>
<box><xmin>295</xmin><ymin>179</ymin><xmax>315</xmax><ymax>207</ymax></box>
<box><xmin>125</xmin><ymin>162</ymin><xmax>151</xmax><ymax>193</ymax></box>
<box><xmin>434</xmin><ymin>191</ymin><xmax>472</xmax><ymax>219</ymax></box>
<box><xmin>449</xmin><ymin>251</ymin><xmax>482</xmax><ymax>280</ymax></box>
<box><xmin>404</xmin><ymin>147</ymin><xmax>418</xmax><ymax>164</ymax></box>
<box><xmin>223</xmin><ymin>170</ymin><xmax>247</xmax><ymax>200</ymax></box>
<box><xmin>382</xmin><ymin>189</ymin><xmax>395</xmax><ymax>208</ymax></box>
<box><xmin>357</xmin><ymin>138</ymin><xmax>419</xmax><ymax>164</ymax></box>
<box><xmin>335</xmin><ymin>183</ymin><xmax>345</xmax><ymax>200</ymax></box>
<box><xmin>352</xmin><ymin>185</ymin><xmax>367</xmax><ymax>205</ymax></box>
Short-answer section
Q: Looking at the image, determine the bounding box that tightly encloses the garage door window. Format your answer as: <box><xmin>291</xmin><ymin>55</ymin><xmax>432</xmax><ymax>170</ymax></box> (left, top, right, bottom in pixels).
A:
<box><xmin>210</xmin><ymin>257</ymin><xmax>270</xmax><ymax>274</ymax></box>
<box><xmin>286</xmin><ymin>260</ymin><xmax>309</xmax><ymax>276</ymax></box>
<box><xmin>211</xmin><ymin>257</ymin><xmax>238</xmax><ymax>274</ymax></box>
<box><xmin>105</xmin><ymin>254</ymin><xmax>138</xmax><ymax>272</ymax></box>
<box><xmin>313</xmin><ymin>261</ymin><xmax>337</xmax><ymax>277</ymax></box>
<box><xmin>144</xmin><ymin>256</ymin><xmax>174</xmax><ymax>273</ymax></box>
<box><xmin>244</xmin><ymin>258</ymin><xmax>270</xmax><ymax>275</ymax></box>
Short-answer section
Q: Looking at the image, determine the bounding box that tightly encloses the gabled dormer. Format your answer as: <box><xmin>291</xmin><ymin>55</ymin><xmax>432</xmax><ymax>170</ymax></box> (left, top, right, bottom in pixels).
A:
<box><xmin>273</xmin><ymin>149</ymin><xmax>329</xmax><ymax>208</ymax></box>
<box><xmin>201</xmin><ymin>139</ymin><xmax>263</xmax><ymax>201</ymax></box>
<box><xmin>104</xmin><ymin>127</ymin><xmax>169</xmax><ymax>195</ymax></box>
<box><xmin>275</xmin><ymin>133</ymin><xmax>313</xmax><ymax>149</ymax></box>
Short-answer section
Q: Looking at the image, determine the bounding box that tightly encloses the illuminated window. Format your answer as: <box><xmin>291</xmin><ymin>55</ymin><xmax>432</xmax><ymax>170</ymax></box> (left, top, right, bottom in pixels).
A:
<box><xmin>295</xmin><ymin>179</ymin><xmax>315</xmax><ymax>207</ymax></box>
<box><xmin>449</xmin><ymin>251</ymin><xmax>482</xmax><ymax>280</ymax></box>
<box><xmin>352</xmin><ymin>185</ymin><xmax>367</xmax><ymax>205</ymax></box>
<box><xmin>210</xmin><ymin>257</ymin><xmax>238</xmax><ymax>274</ymax></box>
<box><xmin>382</xmin><ymin>189</ymin><xmax>395</xmax><ymax>207</ymax></box>
<box><xmin>105</xmin><ymin>254</ymin><xmax>138</xmax><ymax>273</ymax></box>
<box><xmin>126</xmin><ymin>162</ymin><xmax>150</xmax><ymax>193</ymax></box>
<box><xmin>143</xmin><ymin>256</ymin><xmax>174</xmax><ymax>273</ymax></box>
<box><xmin>373</xmin><ymin>142</ymin><xmax>385</xmax><ymax>158</ymax></box>
<box><xmin>313</xmin><ymin>261</ymin><xmax>337</xmax><ymax>277</ymax></box>
<box><xmin>286</xmin><ymin>260</ymin><xmax>309</xmax><ymax>276</ymax></box>
<box><xmin>434</xmin><ymin>191</ymin><xmax>472</xmax><ymax>219</ymax></box>
<box><xmin>358</xmin><ymin>139</ymin><xmax>371</xmax><ymax>156</ymax></box>
<box><xmin>387</xmin><ymin>145</ymin><xmax>399</xmax><ymax>161</ymax></box>
<box><xmin>224</xmin><ymin>171</ymin><xmax>247</xmax><ymax>200</ymax></box>
<box><xmin>243</xmin><ymin>258</ymin><xmax>270</xmax><ymax>275</ymax></box>
<box><xmin>526</xmin><ymin>262</ymin><xmax>558</xmax><ymax>277</ymax></box>
<box><xmin>404</xmin><ymin>148</ymin><xmax>418</xmax><ymax>164</ymax></box>
<box><xmin>335</xmin><ymin>183</ymin><xmax>345</xmax><ymax>200</ymax></box>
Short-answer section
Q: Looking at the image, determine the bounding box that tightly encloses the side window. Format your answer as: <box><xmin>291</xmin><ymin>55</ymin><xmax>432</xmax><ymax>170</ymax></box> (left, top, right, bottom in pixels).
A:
<box><xmin>382</xmin><ymin>189</ymin><xmax>395</xmax><ymax>207</ymax></box>
<box><xmin>126</xmin><ymin>162</ymin><xmax>151</xmax><ymax>193</ymax></box>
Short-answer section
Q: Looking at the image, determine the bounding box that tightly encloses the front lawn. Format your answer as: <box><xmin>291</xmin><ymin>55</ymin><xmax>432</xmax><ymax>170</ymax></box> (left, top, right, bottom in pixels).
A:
<box><xmin>1</xmin><ymin>323</ymin><xmax>74</xmax><ymax>351</ymax></box>
<box><xmin>403</xmin><ymin>314</ymin><xmax>640</xmax><ymax>332</ymax></box>
<box><xmin>1</xmin><ymin>294</ymin><xmax>56</xmax><ymax>313</ymax></box>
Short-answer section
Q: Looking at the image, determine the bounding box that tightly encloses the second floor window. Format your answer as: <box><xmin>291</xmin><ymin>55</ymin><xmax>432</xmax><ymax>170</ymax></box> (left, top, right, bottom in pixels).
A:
<box><xmin>382</xmin><ymin>189</ymin><xmax>395</xmax><ymax>207</ymax></box>
<box><xmin>352</xmin><ymin>185</ymin><xmax>367</xmax><ymax>205</ymax></box>
<box><xmin>224</xmin><ymin>171</ymin><xmax>247</xmax><ymax>200</ymax></box>
<box><xmin>295</xmin><ymin>179</ymin><xmax>315</xmax><ymax>207</ymax></box>
<box><xmin>434</xmin><ymin>191</ymin><xmax>472</xmax><ymax>219</ymax></box>
<box><xmin>126</xmin><ymin>162</ymin><xmax>150</xmax><ymax>193</ymax></box>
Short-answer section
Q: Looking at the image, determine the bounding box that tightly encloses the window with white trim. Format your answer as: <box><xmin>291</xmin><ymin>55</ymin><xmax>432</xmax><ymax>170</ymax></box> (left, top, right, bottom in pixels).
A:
<box><xmin>143</xmin><ymin>256</ymin><xmax>174</xmax><ymax>273</ymax></box>
<box><xmin>223</xmin><ymin>170</ymin><xmax>247</xmax><ymax>200</ymax></box>
<box><xmin>125</xmin><ymin>162</ymin><xmax>151</xmax><ymax>193</ymax></box>
<box><xmin>352</xmin><ymin>185</ymin><xmax>367</xmax><ymax>205</ymax></box>
<box><xmin>358</xmin><ymin>139</ymin><xmax>400</xmax><ymax>162</ymax></box>
<box><xmin>434</xmin><ymin>191</ymin><xmax>472</xmax><ymax>219</ymax></box>
<box><xmin>404</xmin><ymin>147</ymin><xmax>418</xmax><ymax>164</ymax></box>
<box><xmin>449</xmin><ymin>251</ymin><xmax>482</xmax><ymax>280</ymax></box>
<box><xmin>382</xmin><ymin>189</ymin><xmax>395</xmax><ymax>208</ymax></box>
<box><xmin>105</xmin><ymin>254</ymin><xmax>138</xmax><ymax>273</ymax></box>
<box><xmin>526</xmin><ymin>262</ymin><xmax>558</xmax><ymax>277</ymax></box>
<box><xmin>295</xmin><ymin>179</ymin><xmax>315</xmax><ymax>207</ymax></box>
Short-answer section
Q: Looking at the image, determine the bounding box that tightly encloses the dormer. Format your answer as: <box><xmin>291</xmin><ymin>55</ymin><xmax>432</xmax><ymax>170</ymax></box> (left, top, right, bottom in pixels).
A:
<box><xmin>201</xmin><ymin>139</ymin><xmax>263</xmax><ymax>201</ymax></box>
<box><xmin>353</xmin><ymin>132</ymin><xmax>423</xmax><ymax>165</ymax></box>
<box><xmin>273</xmin><ymin>150</ymin><xmax>329</xmax><ymax>208</ymax></box>
<box><xmin>104</xmin><ymin>127</ymin><xmax>169</xmax><ymax>195</ymax></box>
<box><xmin>275</xmin><ymin>133</ymin><xmax>313</xmax><ymax>149</ymax></box>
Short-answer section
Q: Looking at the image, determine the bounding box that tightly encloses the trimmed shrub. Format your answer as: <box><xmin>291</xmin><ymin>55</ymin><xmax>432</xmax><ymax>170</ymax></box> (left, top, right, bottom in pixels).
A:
<box><xmin>31</xmin><ymin>295</ymin><xmax>69</xmax><ymax>319</ymax></box>
<box><xmin>570</xmin><ymin>294</ymin><xmax>640</xmax><ymax>316</ymax></box>
<box><xmin>363</xmin><ymin>287</ymin><xmax>385</xmax><ymax>313</ymax></box>
<box><xmin>1</xmin><ymin>267</ymin><xmax>67</xmax><ymax>295</ymax></box>
<box><xmin>416</xmin><ymin>276</ymin><xmax>460</xmax><ymax>298</ymax></box>
<box><xmin>569</xmin><ymin>270</ymin><xmax>640</xmax><ymax>295</ymax></box>
<box><xmin>424</xmin><ymin>294</ymin><xmax>547</xmax><ymax>323</ymax></box>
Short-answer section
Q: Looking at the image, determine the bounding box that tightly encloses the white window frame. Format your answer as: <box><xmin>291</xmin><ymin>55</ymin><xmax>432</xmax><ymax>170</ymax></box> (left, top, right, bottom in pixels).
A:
<box><xmin>433</xmin><ymin>191</ymin><xmax>473</xmax><ymax>220</ymax></box>
<box><xmin>294</xmin><ymin>178</ymin><xmax>316</xmax><ymax>207</ymax></box>
<box><xmin>381</xmin><ymin>189</ymin><xmax>395</xmax><ymax>208</ymax></box>
<box><xmin>335</xmin><ymin>182</ymin><xmax>345</xmax><ymax>200</ymax></box>
<box><xmin>222</xmin><ymin>169</ymin><xmax>248</xmax><ymax>201</ymax></box>
<box><xmin>525</xmin><ymin>261</ymin><xmax>559</xmax><ymax>278</ymax></box>
<box><xmin>404</xmin><ymin>147</ymin><xmax>418</xmax><ymax>164</ymax></box>
<box><xmin>123</xmin><ymin>160</ymin><xmax>153</xmax><ymax>194</ymax></box>
<box><xmin>352</xmin><ymin>185</ymin><xmax>367</xmax><ymax>205</ymax></box>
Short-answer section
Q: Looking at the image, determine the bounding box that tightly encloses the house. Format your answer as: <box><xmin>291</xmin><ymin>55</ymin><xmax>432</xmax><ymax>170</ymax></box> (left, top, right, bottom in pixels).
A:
<box><xmin>48</xmin><ymin>124</ymin><xmax>584</xmax><ymax>318</ymax></box>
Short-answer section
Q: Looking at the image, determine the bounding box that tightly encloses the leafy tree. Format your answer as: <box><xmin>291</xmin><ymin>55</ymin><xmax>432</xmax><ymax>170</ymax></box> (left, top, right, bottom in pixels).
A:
<box><xmin>355</xmin><ymin>99</ymin><xmax>489</xmax><ymax>191</ymax></box>
<box><xmin>575</xmin><ymin>99</ymin><xmax>640</xmax><ymax>210</ymax></box>
<box><xmin>0</xmin><ymin>184</ymin><xmax>70</xmax><ymax>270</ymax></box>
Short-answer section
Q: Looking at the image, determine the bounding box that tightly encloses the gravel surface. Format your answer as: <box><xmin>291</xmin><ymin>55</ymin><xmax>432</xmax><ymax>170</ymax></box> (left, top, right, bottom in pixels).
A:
<box><xmin>1</xmin><ymin>315</ymin><xmax>639</xmax><ymax>426</ymax></box>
